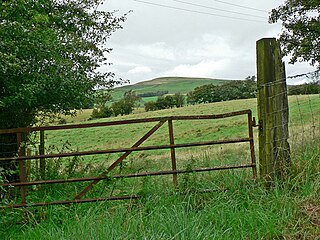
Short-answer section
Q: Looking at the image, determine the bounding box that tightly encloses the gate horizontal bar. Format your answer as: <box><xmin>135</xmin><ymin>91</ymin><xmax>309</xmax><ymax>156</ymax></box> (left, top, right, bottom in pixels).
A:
<box><xmin>0</xmin><ymin>110</ymin><xmax>251</xmax><ymax>134</ymax></box>
<box><xmin>1</xmin><ymin>195</ymin><xmax>141</xmax><ymax>209</ymax></box>
<box><xmin>0</xmin><ymin>137</ymin><xmax>252</xmax><ymax>162</ymax></box>
<box><xmin>1</xmin><ymin>164</ymin><xmax>255</xmax><ymax>187</ymax></box>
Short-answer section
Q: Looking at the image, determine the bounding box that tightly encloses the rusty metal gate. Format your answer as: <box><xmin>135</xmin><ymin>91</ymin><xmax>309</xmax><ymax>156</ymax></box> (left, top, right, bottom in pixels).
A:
<box><xmin>0</xmin><ymin>109</ymin><xmax>257</xmax><ymax>208</ymax></box>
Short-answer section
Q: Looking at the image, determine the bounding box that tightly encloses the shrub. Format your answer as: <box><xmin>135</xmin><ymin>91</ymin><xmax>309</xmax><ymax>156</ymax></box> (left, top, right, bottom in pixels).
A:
<box><xmin>111</xmin><ymin>91</ymin><xmax>141</xmax><ymax>116</ymax></box>
<box><xmin>144</xmin><ymin>94</ymin><xmax>185</xmax><ymax>112</ymax></box>
<box><xmin>91</xmin><ymin>106</ymin><xmax>113</xmax><ymax>119</ymax></box>
<box><xmin>111</xmin><ymin>99</ymin><xmax>133</xmax><ymax>116</ymax></box>
<box><xmin>144</xmin><ymin>101</ymin><xmax>158</xmax><ymax>112</ymax></box>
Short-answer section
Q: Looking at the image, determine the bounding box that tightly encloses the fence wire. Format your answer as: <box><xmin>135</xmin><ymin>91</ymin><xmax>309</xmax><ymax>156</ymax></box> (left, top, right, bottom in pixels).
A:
<box><xmin>259</xmin><ymin>69</ymin><xmax>320</xmax><ymax>172</ymax></box>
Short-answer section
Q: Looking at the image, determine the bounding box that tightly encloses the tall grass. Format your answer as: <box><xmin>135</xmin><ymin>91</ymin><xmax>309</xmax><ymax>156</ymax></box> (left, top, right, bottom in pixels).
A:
<box><xmin>1</xmin><ymin>139</ymin><xmax>319</xmax><ymax>239</ymax></box>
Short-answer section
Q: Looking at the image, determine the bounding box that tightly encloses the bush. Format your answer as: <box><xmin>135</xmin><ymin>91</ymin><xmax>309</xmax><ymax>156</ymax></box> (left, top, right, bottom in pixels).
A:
<box><xmin>111</xmin><ymin>90</ymin><xmax>141</xmax><ymax>117</ymax></box>
<box><xmin>144</xmin><ymin>101</ymin><xmax>158</xmax><ymax>112</ymax></box>
<box><xmin>111</xmin><ymin>99</ymin><xmax>133</xmax><ymax>116</ymax></box>
<box><xmin>91</xmin><ymin>106</ymin><xmax>113</xmax><ymax>119</ymax></box>
<box><xmin>144</xmin><ymin>94</ymin><xmax>185</xmax><ymax>112</ymax></box>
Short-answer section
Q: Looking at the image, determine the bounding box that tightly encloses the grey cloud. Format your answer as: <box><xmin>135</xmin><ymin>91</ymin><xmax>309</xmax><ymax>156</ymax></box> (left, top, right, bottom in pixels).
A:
<box><xmin>101</xmin><ymin>0</ymin><xmax>313</xmax><ymax>84</ymax></box>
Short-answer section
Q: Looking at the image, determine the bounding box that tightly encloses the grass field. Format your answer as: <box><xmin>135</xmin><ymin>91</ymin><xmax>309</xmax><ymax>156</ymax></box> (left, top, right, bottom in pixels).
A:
<box><xmin>1</xmin><ymin>94</ymin><xmax>319</xmax><ymax>239</ymax></box>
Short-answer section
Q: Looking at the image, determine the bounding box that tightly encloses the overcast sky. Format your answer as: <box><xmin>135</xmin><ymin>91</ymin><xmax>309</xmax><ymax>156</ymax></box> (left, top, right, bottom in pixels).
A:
<box><xmin>100</xmin><ymin>0</ymin><xmax>315</xmax><ymax>85</ymax></box>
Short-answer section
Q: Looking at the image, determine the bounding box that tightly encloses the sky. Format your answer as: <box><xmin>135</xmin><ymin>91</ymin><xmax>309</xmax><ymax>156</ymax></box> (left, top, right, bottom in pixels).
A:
<box><xmin>100</xmin><ymin>0</ymin><xmax>316</xmax><ymax>85</ymax></box>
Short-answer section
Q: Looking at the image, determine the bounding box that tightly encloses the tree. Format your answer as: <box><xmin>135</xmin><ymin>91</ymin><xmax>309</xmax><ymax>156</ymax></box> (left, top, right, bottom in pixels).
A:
<box><xmin>186</xmin><ymin>80</ymin><xmax>257</xmax><ymax>104</ymax></box>
<box><xmin>0</xmin><ymin>0</ymin><xmax>127</xmax><ymax>129</ymax></box>
<box><xmin>90</xmin><ymin>92</ymin><xmax>113</xmax><ymax>119</ymax></box>
<box><xmin>187</xmin><ymin>84</ymin><xmax>220</xmax><ymax>104</ymax></box>
<box><xmin>172</xmin><ymin>93</ymin><xmax>185</xmax><ymax>108</ymax></box>
<box><xmin>111</xmin><ymin>91</ymin><xmax>140</xmax><ymax>116</ymax></box>
<box><xmin>270</xmin><ymin>1</ymin><xmax>320</xmax><ymax>67</ymax></box>
<box><xmin>154</xmin><ymin>95</ymin><xmax>176</xmax><ymax>110</ymax></box>
<box><xmin>123</xmin><ymin>90</ymin><xmax>141</xmax><ymax>106</ymax></box>
<box><xmin>0</xmin><ymin>0</ymin><xmax>127</xmax><ymax>181</ymax></box>
<box><xmin>218</xmin><ymin>80</ymin><xmax>257</xmax><ymax>101</ymax></box>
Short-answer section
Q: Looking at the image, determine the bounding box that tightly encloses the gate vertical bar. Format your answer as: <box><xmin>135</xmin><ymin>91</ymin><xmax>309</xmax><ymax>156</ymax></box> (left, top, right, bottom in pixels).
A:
<box><xmin>247</xmin><ymin>111</ymin><xmax>257</xmax><ymax>178</ymax></box>
<box><xmin>17</xmin><ymin>132</ymin><xmax>27</xmax><ymax>205</ymax></box>
<box><xmin>168</xmin><ymin>119</ymin><xmax>177</xmax><ymax>186</ymax></box>
<box><xmin>39</xmin><ymin>130</ymin><xmax>46</xmax><ymax>179</ymax></box>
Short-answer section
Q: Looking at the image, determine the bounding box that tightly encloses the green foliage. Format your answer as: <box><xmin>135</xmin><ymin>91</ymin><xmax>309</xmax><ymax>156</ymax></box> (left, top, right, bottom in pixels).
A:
<box><xmin>90</xmin><ymin>91</ymin><xmax>114</xmax><ymax>119</ymax></box>
<box><xmin>270</xmin><ymin>1</ymin><xmax>320</xmax><ymax>67</ymax></box>
<box><xmin>112</xmin><ymin>90</ymin><xmax>141</xmax><ymax>116</ymax></box>
<box><xmin>144</xmin><ymin>93</ymin><xmax>186</xmax><ymax>111</ymax></box>
<box><xmin>0</xmin><ymin>0</ymin><xmax>127</xmax><ymax>129</ymax></box>
<box><xmin>111</xmin><ymin>99</ymin><xmax>134</xmax><ymax>116</ymax></box>
<box><xmin>173</xmin><ymin>93</ymin><xmax>185</xmax><ymax>108</ymax></box>
<box><xmin>186</xmin><ymin>91</ymin><xmax>197</xmax><ymax>105</ymax></box>
<box><xmin>0</xmin><ymin>0</ymin><xmax>127</xmax><ymax>182</ymax></box>
<box><xmin>187</xmin><ymin>84</ymin><xmax>219</xmax><ymax>104</ymax></box>
<box><xmin>289</xmin><ymin>81</ymin><xmax>320</xmax><ymax>95</ymax></box>
<box><xmin>144</xmin><ymin>101</ymin><xmax>158</xmax><ymax>112</ymax></box>
<box><xmin>0</xmin><ymin>134</ymin><xmax>19</xmax><ymax>182</ymax></box>
<box><xmin>187</xmin><ymin>80</ymin><xmax>257</xmax><ymax>104</ymax></box>
<box><xmin>157</xmin><ymin>95</ymin><xmax>175</xmax><ymax>109</ymax></box>
<box><xmin>90</xmin><ymin>106</ymin><xmax>113</xmax><ymax>119</ymax></box>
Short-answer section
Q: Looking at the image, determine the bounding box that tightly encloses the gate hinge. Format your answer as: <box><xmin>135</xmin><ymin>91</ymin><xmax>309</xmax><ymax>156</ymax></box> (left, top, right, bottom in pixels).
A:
<box><xmin>252</xmin><ymin>117</ymin><xmax>263</xmax><ymax>130</ymax></box>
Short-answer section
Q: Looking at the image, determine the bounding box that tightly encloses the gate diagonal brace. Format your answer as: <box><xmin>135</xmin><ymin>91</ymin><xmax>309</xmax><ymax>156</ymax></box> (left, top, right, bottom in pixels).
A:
<box><xmin>74</xmin><ymin>120</ymin><xmax>166</xmax><ymax>200</ymax></box>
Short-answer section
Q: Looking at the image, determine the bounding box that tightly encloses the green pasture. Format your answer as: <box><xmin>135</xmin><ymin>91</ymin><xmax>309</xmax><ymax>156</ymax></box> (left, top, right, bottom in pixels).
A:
<box><xmin>49</xmin><ymin>95</ymin><xmax>319</xmax><ymax>169</ymax></box>
<box><xmin>1</xmin><ymin>94</ymin><xmax>319</xmax><ymax>239</ymax></box>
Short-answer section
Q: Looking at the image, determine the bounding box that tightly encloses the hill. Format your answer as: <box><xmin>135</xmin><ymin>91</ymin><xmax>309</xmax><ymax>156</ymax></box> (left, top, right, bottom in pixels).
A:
<box><xmin>110</xmin><ymin>77</ymin><xmax>232</xmax><ymax>101</ymax></box>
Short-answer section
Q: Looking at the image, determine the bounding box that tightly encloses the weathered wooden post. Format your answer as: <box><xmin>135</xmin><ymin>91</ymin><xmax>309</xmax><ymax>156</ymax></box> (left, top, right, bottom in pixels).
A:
<box><xmin>256</xmin><ymin>38</ymin><xmax>291</xmax><ymax>183</ymax></box>
<box><xmin>17</xmin><ymin>132</ymin><xmax>27</xmax><ymax>204</ymax></box>
<box><xmin>168</xmin><ymin>119</ymin><xmax>177</xmax><ymax>186</ymax></box>
<box><xmin>39</xmin><ymin>130</ymin><xmax>46</xmax><ymax>179</ymax></box>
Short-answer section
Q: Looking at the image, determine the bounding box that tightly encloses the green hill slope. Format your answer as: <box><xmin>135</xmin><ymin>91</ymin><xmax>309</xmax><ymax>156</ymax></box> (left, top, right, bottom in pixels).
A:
<box><xmin>110</xmin><ymin>77</ymin><xmax>232</xmax><ymax>101</ymax></box>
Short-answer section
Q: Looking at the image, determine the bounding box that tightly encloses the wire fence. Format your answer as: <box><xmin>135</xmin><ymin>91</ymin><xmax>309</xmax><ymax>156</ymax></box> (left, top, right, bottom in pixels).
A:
<box><xmin>287</xmin><ymin>70</ymin><xmax>320</xmax><ymax>150</ymax></box>
<box><xmin>257</xmin><ymin>69</ymin><xmax>319</xmax><ymax>176</ymax></box>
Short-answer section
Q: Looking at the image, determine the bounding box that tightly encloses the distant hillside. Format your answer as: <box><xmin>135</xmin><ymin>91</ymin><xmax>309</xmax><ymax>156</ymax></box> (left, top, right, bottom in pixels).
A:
<box><xmin>110</xmin><ymin>77</ymin><xmax>234</xmax><ymax>101</ymax></box>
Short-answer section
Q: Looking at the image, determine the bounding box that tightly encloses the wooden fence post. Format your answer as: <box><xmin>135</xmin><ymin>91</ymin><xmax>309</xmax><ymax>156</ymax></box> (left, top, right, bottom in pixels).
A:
<box><xmin>256</xmin><ymin>38</ymin><xmax>291</xmax><ymax>183</ymax></box>
<box><xmin>39</xmin><ymin>130</ymin><xmax>46</xmax><ymax>179</ymax></box>
<box><xmin>17</xmin><ymin>132</ymin><xmax>27</xmax><ymax>204</ymax></box>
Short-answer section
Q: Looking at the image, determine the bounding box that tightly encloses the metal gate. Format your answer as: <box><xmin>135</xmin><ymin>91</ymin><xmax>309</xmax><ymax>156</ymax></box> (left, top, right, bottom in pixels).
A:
<box><xmin>0</xmin><ymin>109</ymin><xmax>256</xmax><ymax>208</ymax></box>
